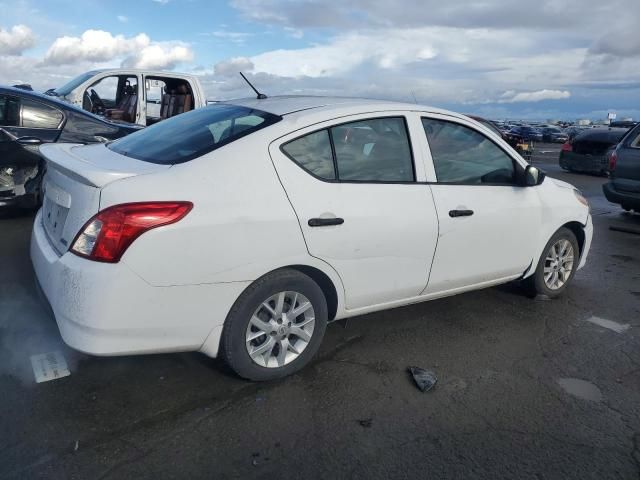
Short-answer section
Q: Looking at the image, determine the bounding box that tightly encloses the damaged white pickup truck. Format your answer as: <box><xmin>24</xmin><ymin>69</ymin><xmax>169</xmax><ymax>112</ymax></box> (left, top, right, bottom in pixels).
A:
<box><xmin>43</xmin><ymin>68</ymin><xmax>207</xmax><ymax>126</ymax></box>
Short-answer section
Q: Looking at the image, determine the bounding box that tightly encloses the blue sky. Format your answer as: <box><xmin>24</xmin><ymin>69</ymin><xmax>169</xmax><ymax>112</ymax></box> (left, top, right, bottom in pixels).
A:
<box><xmin>1</xmin><ymin>0</ymin><xmax>639</xmax><ymax>120</ymax></box>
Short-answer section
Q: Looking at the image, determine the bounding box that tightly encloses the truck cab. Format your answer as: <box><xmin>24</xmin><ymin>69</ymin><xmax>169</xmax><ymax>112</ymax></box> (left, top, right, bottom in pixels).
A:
<box><xmin>45</xmin><ymin>69</ymin><xmax>206</xmax><ymax>127</ymax></box>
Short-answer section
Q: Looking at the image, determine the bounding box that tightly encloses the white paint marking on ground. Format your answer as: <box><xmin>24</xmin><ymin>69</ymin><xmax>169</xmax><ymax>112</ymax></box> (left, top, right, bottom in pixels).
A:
<box><xmin>30</xmin><ymin>351</ymin><xmax>70</xmax><ymax>383</ymax></box>
<box><xmin>584</xmin><ymin>316</ymin><xmax>630</xmax><ymax>334</ymax></box>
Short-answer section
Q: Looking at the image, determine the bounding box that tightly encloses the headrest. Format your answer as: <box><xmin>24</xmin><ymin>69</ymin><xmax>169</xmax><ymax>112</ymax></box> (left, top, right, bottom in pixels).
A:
<box><xmin>176</xmin><ymin>84</ymin><xmax>188</xmax><ymax>94</ymax></box>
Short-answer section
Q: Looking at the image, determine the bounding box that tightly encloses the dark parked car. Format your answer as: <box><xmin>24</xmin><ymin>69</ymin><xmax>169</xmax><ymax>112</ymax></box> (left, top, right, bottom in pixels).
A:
<box><xmin>603</xmin><ymin>123</ymin><xmax>640</xmax><ymax>212</ymax></box>
<box><xmin>541</xmin><ymin>127</ymin><xmax>568</xmax><ymax>143</ymax></box>
<box><xmin>609</xmin><ymin>120</ymin><xmax>637</xmax><ymax>129</ymax></box>
<box><xmin>0</xmin><ymin>86</ymin><xmax>140</xmax><ymax>209</ymax></box>
<box><xmin>559</xmin><ymin>127</ymin><xmax>628</xmax><ymax>175</ymax></box>
<box><xmin>507</xmin><ymin>126</ymin><xmax>543</xmax><ymax>143</ymax></box>
<box><xmin>466</xmin><ymin>115</ymin><xmax>507</xmax><ymax>140</ymax></box>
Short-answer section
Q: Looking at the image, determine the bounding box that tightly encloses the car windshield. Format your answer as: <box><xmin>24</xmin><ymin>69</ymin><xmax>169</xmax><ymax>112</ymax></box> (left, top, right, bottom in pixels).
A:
<box><xmin>107</xmin><ymin>103</ymin><xmax>282</xmax><ymax>164</ymax></box>
<box><xmin>52</xmin><ymin>71</ymin><xmax>98</xmax><ymax>97</ymax></box>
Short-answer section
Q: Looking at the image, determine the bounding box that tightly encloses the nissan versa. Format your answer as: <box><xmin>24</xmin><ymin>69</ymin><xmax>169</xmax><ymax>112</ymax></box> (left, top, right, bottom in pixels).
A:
<box><xmin>31</xmin><ymin>96</ymin><xmax>593</xmax><ymax>381</ymax></box>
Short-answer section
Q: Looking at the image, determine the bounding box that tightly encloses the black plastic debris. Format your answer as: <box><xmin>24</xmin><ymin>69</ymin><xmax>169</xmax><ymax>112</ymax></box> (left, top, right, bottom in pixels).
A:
<box><xmin>357</xmin><ymin>418</ymin><xmax>373</xmax><ymax>428</ymax></box>
<box><xmin>408</xmin><ymin>367</ymin><xmax>437</xmax><ymax>392</ymax></box>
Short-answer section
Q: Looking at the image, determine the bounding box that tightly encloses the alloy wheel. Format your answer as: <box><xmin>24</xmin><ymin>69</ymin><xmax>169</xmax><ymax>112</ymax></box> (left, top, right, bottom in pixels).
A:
<box><xmin>543</xmin><ymin>239</ymin><xmax>574</xmax><ymax>290</ymax></box>
<box><xmin>245</xmin><ymin>291</ymin><xmax>315</xmax><ymax>368</ymax></box>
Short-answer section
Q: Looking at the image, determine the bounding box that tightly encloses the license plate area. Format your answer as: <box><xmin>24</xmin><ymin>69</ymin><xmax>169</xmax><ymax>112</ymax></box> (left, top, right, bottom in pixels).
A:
<box><xmin>42</xmin><ymin>180</ymin><xmax>70</xmax><ymax>253</ymax></box>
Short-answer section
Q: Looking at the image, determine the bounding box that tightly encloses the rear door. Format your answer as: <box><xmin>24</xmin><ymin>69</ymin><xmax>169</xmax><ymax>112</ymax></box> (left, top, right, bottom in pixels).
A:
<box><xmin>614</xmin><ymin>126</ymin><xmax>640</xmax><ymax>191</ymax></box>
<box><xmin>270</xmin><ymin>112</ymin><xmax>439</xmax><ymax>310</ymax></box>
<box><xmin>419</xmin><ymin>114</ymin><xmax>541</xmax><ymax>294</ymax></box>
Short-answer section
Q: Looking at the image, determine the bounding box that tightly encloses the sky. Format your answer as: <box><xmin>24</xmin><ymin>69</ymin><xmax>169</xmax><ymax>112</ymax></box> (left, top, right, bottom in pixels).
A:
<box><xmin>0</xmin><ymin>0</ymin><xmax>638</xmax><ymax>120</ymax></box>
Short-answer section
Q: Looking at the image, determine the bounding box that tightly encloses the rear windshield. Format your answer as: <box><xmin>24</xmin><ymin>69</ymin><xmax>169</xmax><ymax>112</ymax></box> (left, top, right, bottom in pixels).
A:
<box><xmin>107</xmin><ymin>104</ymin><xmax>281</xmax><ymax>164</ymax></box>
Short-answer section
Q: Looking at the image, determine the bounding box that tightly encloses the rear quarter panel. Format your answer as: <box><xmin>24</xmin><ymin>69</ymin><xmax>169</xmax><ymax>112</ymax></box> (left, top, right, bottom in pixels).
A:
<box><xmin>98</xmin><ymin>129</ymin><xmax>345</xmax><ymax>297</ymax></box>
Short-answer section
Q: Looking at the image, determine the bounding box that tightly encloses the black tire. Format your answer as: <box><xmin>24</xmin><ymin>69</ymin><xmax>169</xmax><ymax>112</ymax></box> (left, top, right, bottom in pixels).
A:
<box><xmin>220</xmin><ymin>269</ymin><xmax>328</xmax><ymax>381</ymax></box>
<box><xmin>523</xmin><ymin>227</ymin><xmax>580</xmax><ymax>298</ymax></box>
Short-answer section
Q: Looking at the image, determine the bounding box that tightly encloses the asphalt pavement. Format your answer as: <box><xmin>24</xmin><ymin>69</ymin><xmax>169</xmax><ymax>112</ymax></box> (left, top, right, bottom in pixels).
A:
<box><xmin>1</xmin><ymin>143</ymin><xmax>639</xmax><ymax>479</ymax></box>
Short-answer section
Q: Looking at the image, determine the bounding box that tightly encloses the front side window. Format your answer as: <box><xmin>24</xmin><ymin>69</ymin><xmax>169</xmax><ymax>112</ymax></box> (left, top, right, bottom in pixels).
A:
<box><xmin>422</xmin><ymin>118</ymin><xmax>516</xmax><ymax>184</ymax></box>
<box><xmin>281</xmin><ymin>116</ymin><xmax>415</xmax><ymax>183</ymax></box>
<box><xmin>0</xmin><ymin>95</ymin><xmax>20</xmax><ymax>127</ymax></box>
<box><xmin>108</xmin><ymin>103</ymin><xmax>281</xmax><ymax>164</ymax></box>
<box><xmin>21</xmin><ymin>98</ymin><xmax>63</xmax><ymax>129</ymax></box>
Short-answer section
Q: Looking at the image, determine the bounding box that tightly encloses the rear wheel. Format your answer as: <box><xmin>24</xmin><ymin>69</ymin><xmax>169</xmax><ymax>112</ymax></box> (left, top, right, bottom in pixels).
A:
<box><xmin>524</xmin><ymin>227</ymin><xmax>579</xmax><ymax>298</ymax></box>
<box><xmin>221</xmin><ymin>269</ymin><xmax>328</xmax><ymax>381</ymax></box>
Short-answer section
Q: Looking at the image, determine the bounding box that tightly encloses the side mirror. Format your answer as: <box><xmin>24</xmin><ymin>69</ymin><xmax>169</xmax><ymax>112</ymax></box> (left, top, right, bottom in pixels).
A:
<box><xmin>524</xmin><ymin>165</ymin><xmax>546</xmax><ymax>186</ymax></box>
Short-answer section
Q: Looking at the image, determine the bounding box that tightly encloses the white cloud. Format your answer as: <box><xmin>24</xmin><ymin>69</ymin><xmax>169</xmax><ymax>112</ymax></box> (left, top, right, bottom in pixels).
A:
<box><xmin>117</xmin><ymin>15</ymin><xmax>128</xmax><ymax>23</ymax></box>
<box><xmin>214</xmin><ymin>56</ymin><xmax>254</xmax><ymax>77</ymax></box>
<box><xmin>42</xmin><ymin>29</ymin><xmax>193</xmax><ymax>70</ymax></box>
<box><xmin>43</xmin><ymin>30</ymin><xmax>150</xmax><ymax>65</ymax></box>
<box><xmin>152</xmin><ymin>0</ymin><xmax>169</xmax><ymax>4</ymax></box>
<box><xmin>122</xmin><ymin>43</ymin><xmax>193</xmax><ymax>70</ymax></box>
<box><xmin>206</xmin><ymin>30</ymin><xmax>253</xmax><ymax>44</ymax></box>
<box><xmin>0</xmin><ymin>24</ymin><xmax>36</xmax><ymax>55</ymax></box>
<box><xmin>499</xmin><ymin>89</ymin><xmax>571</xmax><ymax>103</ymax></box>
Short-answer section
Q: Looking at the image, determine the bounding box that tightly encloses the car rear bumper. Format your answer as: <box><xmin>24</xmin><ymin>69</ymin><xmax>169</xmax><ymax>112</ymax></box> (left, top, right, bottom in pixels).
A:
<box><xmin>559</xmin><ymin>151</ymin><xmax>608</xmax><ymax>173</ymax></box>
<box><xmin>603</xmin><ymin>182</ymin><xmax>640</xmax><ymax>209</ymax></box>
<box><xmin>30</xmin><ymin>210</ymin><xmax>248</xmax><ymax>358</ymax></box>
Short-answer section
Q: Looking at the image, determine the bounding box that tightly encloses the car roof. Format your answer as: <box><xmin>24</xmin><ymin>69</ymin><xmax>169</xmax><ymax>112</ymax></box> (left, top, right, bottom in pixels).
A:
<box><xmin>83</xmin><ymin>68</ymin><xmax>197</xmax><ymax>78</ymax></box>
<box><xmin>225</xmin><ymin>95</ymin><xmax>457</xmax><ymax>117</ymax></box>
<box><xmin>0</xmin><ymin>85</ymin><xmax>83</xmax><ymax>110</ymax></box>
<box><xmin>0</xmin><ymin>85</ymin><xmax>141</xmax><ymax>130</ymax></box>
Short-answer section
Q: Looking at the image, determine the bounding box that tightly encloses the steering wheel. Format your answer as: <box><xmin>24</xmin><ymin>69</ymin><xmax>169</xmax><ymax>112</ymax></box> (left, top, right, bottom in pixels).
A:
<box><xmin>89</xmin><ymin>89</ymin><xmax>106</xmax><ymax>114</ymax></box>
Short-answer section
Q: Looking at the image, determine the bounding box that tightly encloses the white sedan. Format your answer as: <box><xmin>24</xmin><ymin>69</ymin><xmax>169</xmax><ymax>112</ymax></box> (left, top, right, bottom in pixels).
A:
<box><xmin>31</xmin><ymin>96</ymin><xmax>592</xmax><ymax>380</ymax></box>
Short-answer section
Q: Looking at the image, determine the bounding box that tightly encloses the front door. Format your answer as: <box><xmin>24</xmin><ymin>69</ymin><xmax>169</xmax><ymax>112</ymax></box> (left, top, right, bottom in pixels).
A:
<box><xmin>270</xmin><ymin>114</ymin><xmax>439</xmax><ymax>310</ymax></box>
<box><xmin>420</xmin><ymin>115</ymin><xmax>541</xmax><ymax>294</ymax></box>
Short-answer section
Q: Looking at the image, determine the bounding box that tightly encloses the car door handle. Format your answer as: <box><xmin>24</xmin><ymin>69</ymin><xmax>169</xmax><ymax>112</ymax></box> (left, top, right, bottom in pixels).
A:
<box><xmin>449</xmin><ymin>209</ymin><xmax>474</xmax><ymax>218</ymax></box>
<box><xmin>308</xmin><ymin>217</ymin><xmax>344</xmax><ymax>227</ymax></box>
<box><xmin>17</xmin><ymin>136</ymin><xmax>43</xmax><ymax>145</ymax></box>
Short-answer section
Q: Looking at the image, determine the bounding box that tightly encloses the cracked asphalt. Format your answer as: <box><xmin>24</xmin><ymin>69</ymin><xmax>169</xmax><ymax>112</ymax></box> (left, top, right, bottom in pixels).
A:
<box><xmin>1</xmin><ymin>143</ymin><xmax>639</xmax><ymax>479</ymax></box>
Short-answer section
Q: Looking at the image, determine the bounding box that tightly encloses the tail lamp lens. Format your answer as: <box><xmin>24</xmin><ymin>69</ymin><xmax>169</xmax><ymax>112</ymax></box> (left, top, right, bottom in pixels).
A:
<box><xmin>70</xmin><ymin>202</ymin><xmax>193</xmax><ymax>263</ymax></box>
<box><xmin>609</xmin><ymin>150</ymin><xmax>618</xmax><ymax>171</ymax></box>
<box><xmin>561</xmin><ymin>141</ymin><xmax>572</xmax><ymax>152</ymax></box>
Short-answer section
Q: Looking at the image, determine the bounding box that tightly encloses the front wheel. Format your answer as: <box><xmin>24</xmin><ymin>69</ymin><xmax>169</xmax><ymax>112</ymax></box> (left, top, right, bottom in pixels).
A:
<box><xmin>523</xmin><ymin>227</ymin><xmax>580</xmax><ymax>298</ymax></box>
<box><xmin>220</xmin><ymin>269</ymin><xmax>328</xmax><ymax>381</ymax></box>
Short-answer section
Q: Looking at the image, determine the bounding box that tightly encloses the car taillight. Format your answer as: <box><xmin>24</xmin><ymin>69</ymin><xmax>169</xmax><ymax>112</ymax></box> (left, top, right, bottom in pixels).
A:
<box><xmin>561</xmin><ymin>141</ymin><xmax>572</xmax><ymax>152</ymax></box>
<box><xmin>609</xmin><ymin>149</ymin><xmax>618</xmax><ymax>171</ymax></box>
<box><xmin>70</xmin><ymin>202</ymin><xmax>193</xmax><ymax>263</ymax></box>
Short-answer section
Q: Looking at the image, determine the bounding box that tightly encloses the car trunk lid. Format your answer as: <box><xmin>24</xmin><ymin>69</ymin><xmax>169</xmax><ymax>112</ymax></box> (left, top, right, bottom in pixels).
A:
<box><xmin>39</xmin><ymin>143</ymin><xmax>170</xmax><ymax>255</ymax></box>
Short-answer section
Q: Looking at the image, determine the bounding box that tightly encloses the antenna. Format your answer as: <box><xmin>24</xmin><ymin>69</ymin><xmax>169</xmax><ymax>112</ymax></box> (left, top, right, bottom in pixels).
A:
<box><xmin>239</xmin><ymin>72</ymin><xmax>267</xmax><ymax>99</ymax></box>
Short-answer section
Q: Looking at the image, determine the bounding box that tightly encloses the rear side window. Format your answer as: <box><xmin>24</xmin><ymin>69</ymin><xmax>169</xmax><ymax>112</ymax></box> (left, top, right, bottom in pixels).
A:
<box><xmin>282</xmin><ymin>130</ymin><xmax>335</xmax><ymax>180</ymax></box>
<box><xmin>21</xmin><ymin>98</ymin><xmax>63</xmax><ymax>129</ymax></box>
<box><xmin>422</xmin><ymin>118</ymin><xmax>515</xmax><ymax>184</ymax></box>
<box><xmin>0</xmin><ymin>95</ymin><xmax>20</xmax><ymax>127</ymax></box>
<box><xmin>628</xmin><ymin>127</ymin><xmax>640</xmax><ymax>148</ymax></box>
<box><xmin>108</xmin><ymin>104</ymin><xmax>281</xmax><ymax>164</ymax></box>
<box><xmin>281</xmin><ymin>116</ymin><xmax>415</xmax><ymax>183</ymax></box>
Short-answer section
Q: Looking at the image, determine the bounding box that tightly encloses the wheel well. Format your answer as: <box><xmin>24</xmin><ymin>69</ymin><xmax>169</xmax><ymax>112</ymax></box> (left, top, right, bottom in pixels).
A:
<box><xmin>562</xmin><ymin>221</ymin><xmax>585</xmax><ymax>256</ymax></box>
<box><xmin>288</xmin><ymin>265</ymin><xmax>339</xmax><ymax>321</ymax></box>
